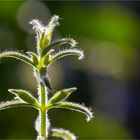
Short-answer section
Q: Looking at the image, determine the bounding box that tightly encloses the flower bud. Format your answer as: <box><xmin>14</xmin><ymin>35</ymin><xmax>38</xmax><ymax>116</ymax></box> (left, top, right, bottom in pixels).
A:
<box><xmin>30</xmin><ymin>15</ymin><xmax>59</xmax><ymax>52</ymax></box>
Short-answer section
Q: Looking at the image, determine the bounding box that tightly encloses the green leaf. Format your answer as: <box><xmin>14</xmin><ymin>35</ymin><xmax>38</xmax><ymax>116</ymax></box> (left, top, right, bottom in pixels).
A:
<box><xmin>41</xmin><ymin>38</ymin><xmax>77</xmax><ymax>57</ymax></box>
<box><xmin>27</xmin><ymin>51</ymin><xmax>39</xmax><ymax>66</ymax></box>
<box><xmin>48</xmin><ymin>87</ymin><xmax>77</xmax><ymax>104</ymax></box>
<box><xmin>52</xmin><ymin>102</ymin><xmax>93</xmax><ymax>122</ymax></box>
<box><xmin>8</xmin><ymin>89</ymin><xmax>39</xmax><ymax>106</ymax></box>
<box><xmin>0</xmin><ymin>51</ymin><xmax>35</xmax><ymax>68</ymax></box>
<box><xmin>0</xmin><ymin>100</ymin><xmax>33</xmax><ymax>111</ymax></box>
<box><xmin>49</xmin><ymin>48</ymin><xmax>84</xmax><ymax>64</ymax></box>
<box><xmin>51</xmin><ymin>128</ymin><xmax>76</xmax><ymax>140</ymax></box>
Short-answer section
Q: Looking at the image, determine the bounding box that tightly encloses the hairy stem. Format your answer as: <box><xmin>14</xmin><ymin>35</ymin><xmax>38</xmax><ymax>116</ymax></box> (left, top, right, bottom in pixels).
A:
<box><xmin>40</xmin><ymin>109</ymin><xmax>46</xmax><ymax>138</ymax></box>
<box><xmin>40</xmin><ymin>82</ymin><xmax>48</xmax><ymax>139</ymax></box>
<box><xmin>36</xmin><ymin>68</ymin><xmax>48</xmax><ymax>139</ymax></box>
<box><xmin>40</xmin><ymin>82</ymin><xmax>46</xmax><ymax>106</ymax></box>
<box><xmin>40</xmin><ymin>82</ymin><xmax>46</xmax><ymax>138</ymax></box>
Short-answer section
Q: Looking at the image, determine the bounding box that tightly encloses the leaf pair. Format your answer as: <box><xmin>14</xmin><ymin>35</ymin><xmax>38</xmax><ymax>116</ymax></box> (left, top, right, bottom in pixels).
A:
<box><xmin>0</xmin><ymin>87</ymin><xmax>93</xmax><ymax>122</ymax></box>
<box><xmin>0</xmin><ymin>47</ymin><xmax>84</xmax><ymax>72</ymax></box>
<box><xmin>39</xmin><ymin>39</ymin><xmax>83</xmax><ymax>69</ymax></box>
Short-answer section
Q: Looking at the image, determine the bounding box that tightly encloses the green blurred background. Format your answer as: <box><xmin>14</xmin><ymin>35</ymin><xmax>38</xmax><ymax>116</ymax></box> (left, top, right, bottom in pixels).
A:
<box><xmin>0</xmin><ymin>0</ymin><xmax>140</xmax><ymax>139</ymax></box>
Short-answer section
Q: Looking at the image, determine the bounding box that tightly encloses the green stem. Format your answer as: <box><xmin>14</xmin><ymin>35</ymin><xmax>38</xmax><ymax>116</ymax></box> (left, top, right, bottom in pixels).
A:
<box><xmin>40</xmin><ymin>82</ymin><xmax>47</xmax><ymax>139</ymax></box>
<box><xmin>40</xmin><ymin>82</ymin><xmax>46</xmax><ymax>106</ymax></box>
<box><xmin>35</xmin><ymin>70</ymin><xmax>49</xmax><ymax>140</ymax></box>
<box><xmin>35</xmin><ymin>55</ymin><xmax>49</xmax><ymax>139</ymax></box>
<box><xmin>41</xmin><ymin>109</ymin><xmax>46</xmax><ymax>138</ymax></box>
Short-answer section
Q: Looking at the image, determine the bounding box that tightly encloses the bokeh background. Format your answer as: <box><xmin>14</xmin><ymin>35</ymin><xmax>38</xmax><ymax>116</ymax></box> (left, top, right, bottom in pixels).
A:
<box><xmin>0</xmin><ymin>0</ymin><xmax>140</xmax><ymax>139</ymax></box>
